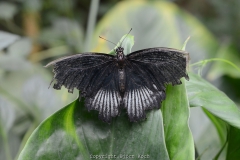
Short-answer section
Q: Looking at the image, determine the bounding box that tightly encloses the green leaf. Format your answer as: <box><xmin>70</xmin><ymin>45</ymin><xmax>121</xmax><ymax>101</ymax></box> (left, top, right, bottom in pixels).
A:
<box><xmin>18</xmin><ymin>99</ymin><xmax>170</xmax><ymax>160</ymax></box>
<box><xmin>194</xmin><ymin>118</ymin><xmax>226</xmax><ymax>159</ymax></box>
<box><xmin>226</xmin><ymin>126</ymin><xmax>240</xmax><ymax>159</ymax></box>
<box><xmin>203</xmin><ymin>109</ymin><xmax>228</xmax><ymax>159</ymax></box>
<box><xmin>213</xmin><ymin>138</ymin><xmax>227</xmax><ymax>160</ymax></box>
<box><xmin>186</xmin><ymin>73</ymin><xmax>240</xmax><ymax>128</ymax></box>
<box><xmin>181</xmin><ymin>36</ymin><xmax>190</xmax><ymax>51</ymax></box>
<box><xmin>202</xmin><ymin>108</ymin><xmax>227</xmax><ymax>143</ymax></box>
<box><xmin>162</xmin><ymin>79</ymin><xmax>195</xmax><ymax>160</ymax></box>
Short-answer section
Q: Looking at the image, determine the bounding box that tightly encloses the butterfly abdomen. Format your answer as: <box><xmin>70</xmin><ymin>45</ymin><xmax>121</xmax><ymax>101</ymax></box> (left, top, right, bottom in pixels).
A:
<box><xmin>118</xmin><ymin>68</ymin><xmax>126</xmax><ymax>94</ymax></box>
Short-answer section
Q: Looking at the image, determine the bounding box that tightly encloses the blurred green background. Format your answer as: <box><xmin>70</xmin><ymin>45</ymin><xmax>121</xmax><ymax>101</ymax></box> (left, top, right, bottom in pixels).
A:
<box><xmin>0</xmin><ymin>0</ymin><xmax>240</xmax><ymax>160</ymax></box>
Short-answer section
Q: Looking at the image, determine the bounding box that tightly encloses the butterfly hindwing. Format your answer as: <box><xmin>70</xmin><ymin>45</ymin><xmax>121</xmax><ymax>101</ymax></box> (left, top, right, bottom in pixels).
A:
<box><xmin>85</xmin><ymin>66</ymin><xmax>122</xmax><ymax>123</ymax></box>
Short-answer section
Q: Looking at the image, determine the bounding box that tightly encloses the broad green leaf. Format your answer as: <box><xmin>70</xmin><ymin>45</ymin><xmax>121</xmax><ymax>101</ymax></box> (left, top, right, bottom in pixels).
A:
<box><xmin>186</xmin><ymin>73</ymin><xmax>240</xmax><ymax>128</ymax></box>
<box><xmin>162</xmin><ymin>80</ymin><xmax>195</xmax><ymax>160</ymax></box>
<box><xmin>187</xmin><ymin>73</ymin><xmax>240</xmax><ymax>159</ymax></box>
<box><xmin>18</xmin><ymin>98</ymin><xmax>170</xmax><ymax>160</ymax></box>
<box><xmin>226</xmin><ymin>126</ymin><xmax>240</xmax><ymax>159</ymax></box>
<box><xmin>202</xmin><ymin>108</ymin><xmax>227</xmax><ymax>143</ymax></box>
<box><xmin>190</xmin><ymin>107</ymin><xmax>226</xmax><ymax>160</ymax></box>
<box><xmin>213</xmin><ymin>138</ymin><xmax>227</xmax><ymax>160</ymax></box>
<box><xmin>195</xmin><ymin>120</ymin><xmax>226</xmax><ymax>160</ymax></box>
<box><xmin>202</xmin><ymin>108</ymin><xmax>227</xmax><ymax>159</ymax></box>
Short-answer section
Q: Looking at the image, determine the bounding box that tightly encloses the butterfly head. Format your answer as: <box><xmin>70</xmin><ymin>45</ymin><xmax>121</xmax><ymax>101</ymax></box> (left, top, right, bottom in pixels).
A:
<box><xmin>116</xmin><ymin>46</ymin><xmax>124</xmax><ymax>53</ymax></box>
<box><xmin>116</xmin><ymin>46</ymin><xmax>124</xmax><ymax>58</ymax></box>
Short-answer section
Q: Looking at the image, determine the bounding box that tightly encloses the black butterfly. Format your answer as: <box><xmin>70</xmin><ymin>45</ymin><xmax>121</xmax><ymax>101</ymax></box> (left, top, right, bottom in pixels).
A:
<box><xmin>46</xmin><ymin>35</ymin><xmax>189</xmax><ymax>123</ymax></box>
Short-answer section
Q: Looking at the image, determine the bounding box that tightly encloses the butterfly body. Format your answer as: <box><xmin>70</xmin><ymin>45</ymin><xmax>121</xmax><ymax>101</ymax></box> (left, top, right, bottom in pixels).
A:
<box><xmin>118</xmin><ymin>68</ymin><xmax>126</xmax><ymax>94</ymax></box>
<box><xmin>46</xmin><ymin>46</ymin><xmax>189</xmax><ymax>123</ymax></box>
<box><xmin>115</xmin><ymin>46</ymin><xmax>126</xmax><ymax>95</ymax></box>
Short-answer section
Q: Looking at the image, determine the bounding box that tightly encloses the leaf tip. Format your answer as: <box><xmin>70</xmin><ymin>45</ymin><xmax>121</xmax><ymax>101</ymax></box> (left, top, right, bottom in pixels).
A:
<box><xmin>182</xmin><ymin>36</ymin><xmax>191</xmax><ymax>51</ymax></box>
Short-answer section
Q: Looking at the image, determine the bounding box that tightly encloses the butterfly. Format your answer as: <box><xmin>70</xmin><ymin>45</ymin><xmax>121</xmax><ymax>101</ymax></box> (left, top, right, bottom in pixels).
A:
<box><xmin>46</xmin><ymin>31</ymin><xmax>189</xmax><ymax>123</ymax></box>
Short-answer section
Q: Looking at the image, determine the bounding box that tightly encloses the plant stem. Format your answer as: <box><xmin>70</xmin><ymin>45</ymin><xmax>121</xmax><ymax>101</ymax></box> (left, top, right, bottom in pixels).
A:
<box><xmin>0</xmin><ymin>123</ymin><xmax>12</xmax><ymax>160</ymax></box>
<box><xmin>191</xmin><ymin>58</ymin><xmax>240</xmax><ymax>73</ymax></box>
<box><xmin>84</xmin><ymin>0</ymin><xmax>99</xmax><ymax>51</ymax></box>
<box><xmin>29</xmin><ymin>45</ymin><xmax>70</xmax><ymax>62</ymax></box>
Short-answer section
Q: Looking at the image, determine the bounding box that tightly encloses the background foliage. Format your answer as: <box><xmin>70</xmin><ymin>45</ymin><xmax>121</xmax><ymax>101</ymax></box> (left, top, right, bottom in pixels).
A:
<box><xmin>0</xmin><ymin>0</ymin><xmax>240</xmax><ymax>160</ymax></box>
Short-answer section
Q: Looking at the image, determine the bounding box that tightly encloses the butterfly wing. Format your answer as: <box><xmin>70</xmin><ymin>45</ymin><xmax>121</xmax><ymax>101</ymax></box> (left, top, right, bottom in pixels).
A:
<box><xmin>127</xmin><ymin>47</ymin><xmax>189</xmax><ymax>86</ymax></box>
<box><xmin>124</xmin><ymin>47</ymin><xmax>189</xmax><ymax>122</ymax></box>
<box><xmin>46</xmin><ymin>53</ymin><xmax>122</xmax><ymax>122</ymax></box>
<box><xmin>123</xmin><ymin>62</ymin><xmax>166</xmax><ymax>122</ymax></box>
<box><xmin>85</xmin><ymin>66</ymin><xmax>122</xmax><ymax>123</ymax></box>
<box><xmin>46</xmin><ymin>53</ymin><xmax>114</xmax><ymax>94</ymax></box>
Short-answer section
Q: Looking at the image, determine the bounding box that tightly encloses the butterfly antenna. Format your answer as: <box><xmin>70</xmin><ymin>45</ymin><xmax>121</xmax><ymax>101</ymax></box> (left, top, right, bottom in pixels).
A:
<box><xmin>120</xmin><ymin>28</ymin><xmax>132</xmax><ymax>47</ymax></box>
<box><xmin>48</xmin><ymin>77</ymin><xmax>54</xmax><ymax>89</ymax></box>
<box><xmin>99</xmin><ymin>36</ymin><xmax>117</xmax><ymax>46</ymax></box>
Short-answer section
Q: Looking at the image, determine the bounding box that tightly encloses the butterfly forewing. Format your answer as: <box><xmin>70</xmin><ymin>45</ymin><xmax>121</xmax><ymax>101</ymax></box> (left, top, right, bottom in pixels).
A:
<box><xmin>46</xmin><ymin>53</ymin><xmax>115</xmax><ymax>94</ymax></box>
<box><xmin>127</xmin><ymin>47</ymin><xmax>189</xmax><ymax>85</ymax></box>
